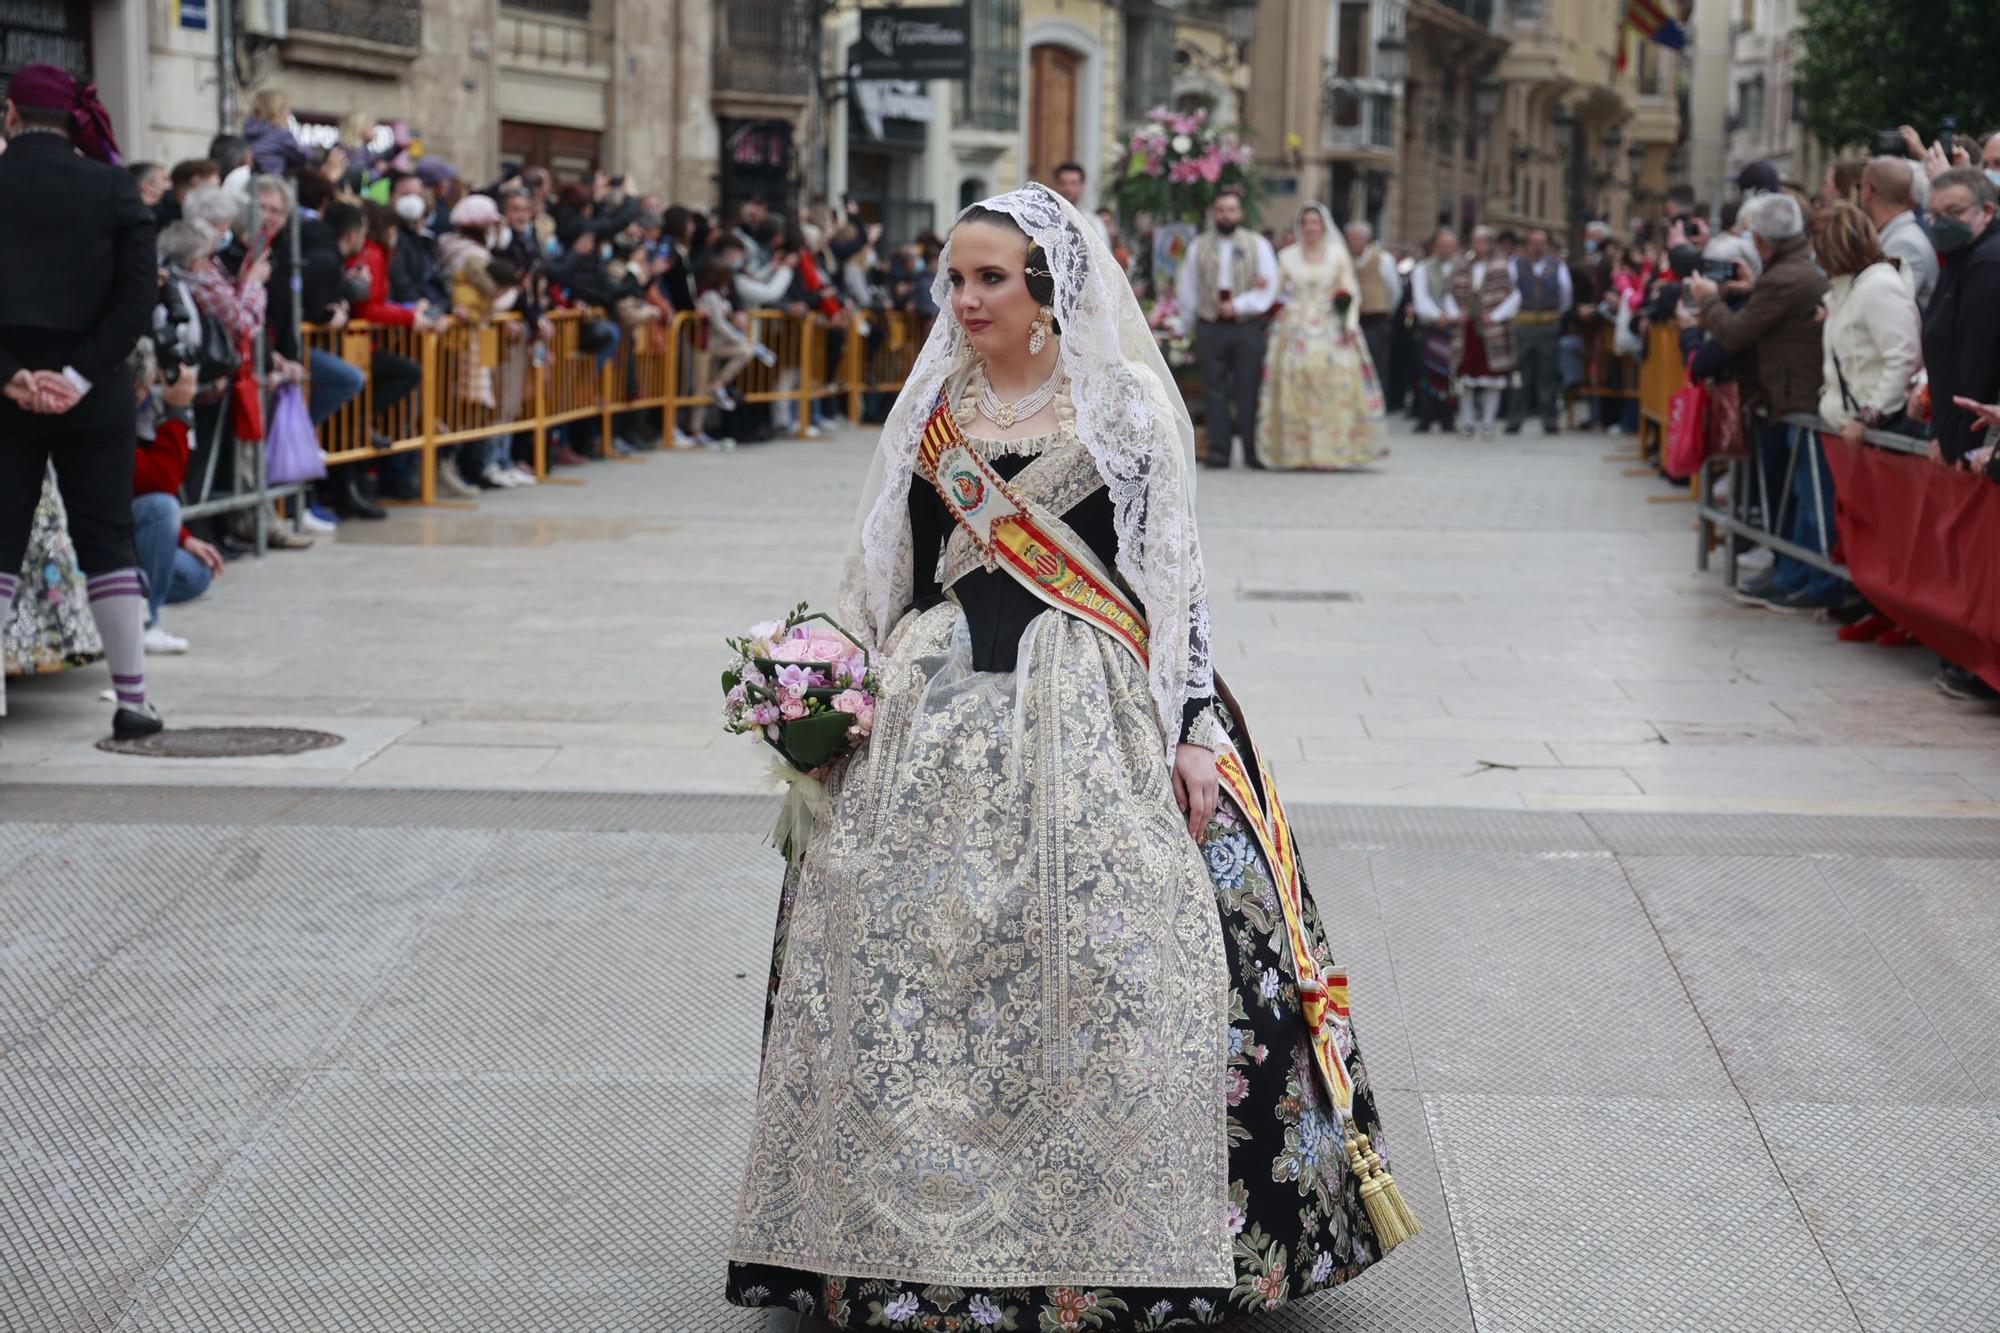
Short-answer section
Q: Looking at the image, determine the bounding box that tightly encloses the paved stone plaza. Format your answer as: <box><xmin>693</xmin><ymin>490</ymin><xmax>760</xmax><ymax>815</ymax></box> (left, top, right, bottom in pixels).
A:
<box><xmin>3</xmin><ymin>420</ymin><xmax>1998</xmax><ymax>1331</ymax></box>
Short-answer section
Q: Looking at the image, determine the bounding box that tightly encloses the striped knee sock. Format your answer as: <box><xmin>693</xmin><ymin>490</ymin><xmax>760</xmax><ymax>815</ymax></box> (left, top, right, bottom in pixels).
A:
<box><xmin>86</xmin><ymin>568</ymin><xmax>149</xmax><ymax>709</ymax></box>
<box><xmin>0</xmin><ymin>572</ymin><xmax>18</xmax><ymax>612</ymax></box>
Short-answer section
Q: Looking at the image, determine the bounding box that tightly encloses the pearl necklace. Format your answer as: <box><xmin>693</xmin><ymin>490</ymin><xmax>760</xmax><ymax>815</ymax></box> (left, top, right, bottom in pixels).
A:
<box><xmin>976</xmin><ymin>365</ymin><xmax>1061</xmax><ymax>429</ymax></box>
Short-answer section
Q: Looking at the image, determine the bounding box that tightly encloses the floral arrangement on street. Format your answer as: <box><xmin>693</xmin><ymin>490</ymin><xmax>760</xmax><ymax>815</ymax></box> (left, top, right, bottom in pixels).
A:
<box><xmin>1111</xmin><ymin>105</ymin><xmax>1261</xmax><ymax>226</ymax></box>
<box><xmin>722</xmin><ymin>604</ymin><xmax>879</xmax><ymax>866</ymax></box>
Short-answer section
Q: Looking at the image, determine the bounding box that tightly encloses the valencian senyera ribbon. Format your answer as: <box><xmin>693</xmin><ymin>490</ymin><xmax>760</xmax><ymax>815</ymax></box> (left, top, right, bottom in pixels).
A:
<box><xmin>917</xmin><ymin>389</ymin><xmax>1419</xmax><ymax>1249</ymax></box>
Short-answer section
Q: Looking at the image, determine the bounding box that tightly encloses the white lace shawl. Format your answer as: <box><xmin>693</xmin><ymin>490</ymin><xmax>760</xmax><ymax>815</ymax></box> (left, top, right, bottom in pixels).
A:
<box><xmin>836</xmin><ymin>184</ymin><xmax>1213</xmax><ymax>756</ymax></box>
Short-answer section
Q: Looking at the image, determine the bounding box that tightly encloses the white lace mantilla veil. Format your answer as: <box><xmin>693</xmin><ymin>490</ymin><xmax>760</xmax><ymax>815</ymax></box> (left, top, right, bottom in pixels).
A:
<box><xmin>836</xmin><ymin>183</ymin><xmax>1211</xmax><ymax>756</ymax></box>
<box><xmin>1289</xmin><ymin>201</ymin><xmax>1363</xmax><ymax>307</ymax></box>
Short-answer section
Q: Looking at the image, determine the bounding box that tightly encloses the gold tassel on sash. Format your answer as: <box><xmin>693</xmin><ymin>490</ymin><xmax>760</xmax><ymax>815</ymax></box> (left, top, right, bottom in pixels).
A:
<box><xmin>1346</xmin><ymin>1132</ymin><xmax>1421</xmax><ymax>1251</ymax></box>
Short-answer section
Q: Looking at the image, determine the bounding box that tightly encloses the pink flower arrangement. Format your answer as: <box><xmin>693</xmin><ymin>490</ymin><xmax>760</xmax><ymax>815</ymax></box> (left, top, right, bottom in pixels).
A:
<box><xmin>1112</xmin><ymin>104</ymin><xmax>1258</xmax><ymax>225</ymax></box>
<box><xmin>722</xmin><ymin>602</ymin><xmax>882</xmax><ymax>774</ymax></box>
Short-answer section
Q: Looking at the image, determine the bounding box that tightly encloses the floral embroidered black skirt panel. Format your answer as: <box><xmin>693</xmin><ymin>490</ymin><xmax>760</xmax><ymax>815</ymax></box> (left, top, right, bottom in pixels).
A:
<box><xmin>726</xmin><ymin>791</ymin><xmax>1397</xmax><ymax>1331</ymax></box>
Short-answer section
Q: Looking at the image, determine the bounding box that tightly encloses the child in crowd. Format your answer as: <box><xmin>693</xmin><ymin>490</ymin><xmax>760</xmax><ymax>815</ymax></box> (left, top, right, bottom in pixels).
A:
<box><xmin>695</xmin><ymin>255</ymin><xmax>764</xmax><ymax>428</ymax></box>
<box><xmin>439</xmin><ymin>195</ymin><xmax>520</xmax><ymax>413</ymax></box>
<box><xmin>241</xmin><ymin>89</ymin><xmax>312</xmax><ymax>175</ymax></box>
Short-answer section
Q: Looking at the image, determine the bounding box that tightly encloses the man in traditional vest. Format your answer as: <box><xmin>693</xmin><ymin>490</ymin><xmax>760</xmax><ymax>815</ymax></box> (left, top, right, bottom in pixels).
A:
<box><xmin>1407</xmin><ymin>226</ymin><xmax>1460</xmax><ymax>433</ymax></box>
<box><xmin>1344</xmin><ymin>221</ymin><xmax>1402</xmax><ymax>388</ymax></box>
<box><xmin>1507</xmin><ymin>226</ymin><xmax>1571</xmax><ymax>434</ymax></box>
<box><xmin>1176</xmin><ymin>188</ymin><xmax>1279</xmax><ymax>467</ymax></box>
<box><xmin>1444</xmin><ymin>225</ymin><xmax>1520</xmax><ymax>439</ymax></box>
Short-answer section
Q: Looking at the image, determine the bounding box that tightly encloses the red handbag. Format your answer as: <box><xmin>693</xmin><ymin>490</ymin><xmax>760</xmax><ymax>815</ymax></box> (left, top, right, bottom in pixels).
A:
<box><xmin>1664</xmin><ymin>354</ymin><xmax>1708</xmax><ymax>479</ymax></box>
<box><xmin>1707</xmin><ymin>379</ymin><xmax>1748</xmax><ymax>458</ymax></box>
<box><xmin>229</xmin><ymin>334</ymin><xmax>265</xmax><ymax>443</ymax></box>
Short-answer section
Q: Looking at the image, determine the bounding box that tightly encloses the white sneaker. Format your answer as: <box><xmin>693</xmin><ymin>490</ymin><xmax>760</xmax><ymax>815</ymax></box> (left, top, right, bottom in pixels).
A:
<box><xmin>672</xmin><ymin>428</ymin><xmax>697</xmax><ymax>449</ymax></box>
<box><xmin>508</xmin><ymin>465</ymin><xmax>537</xmax><ymax>486</ymax></box>
<box><xmin>712</xmin><ymin>384</ymin><xmax>737</xmax><ymax>412</ymax></box>
<box><xmin>299</xmin><ymin>509</ymin><xmax>337</xmax><ymax>534</ymax></box>
<box><xmin>144</xmin><ymin>626</ymin><xmax>190</xmax><ymax>654</ymax></box>
<box><xmin>437</xmin><ymin>466</ymin><xmax>480</xmax><ymax>498</ymax></box>
<box><xmin>481</xmin><ymin>464</ymin><xmax>515</xmax><ymax>489</ymax></box>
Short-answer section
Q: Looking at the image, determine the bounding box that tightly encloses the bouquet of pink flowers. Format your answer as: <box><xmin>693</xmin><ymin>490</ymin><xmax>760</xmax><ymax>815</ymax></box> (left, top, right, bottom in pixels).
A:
<box><xmin>722</xmin><ymin>603</ymin><xmax>880</xmax><ymax>773</ymax></box>
<box><xmin>1111</xmin><ymin>105</ymin><xmax>1261</xmax><ymax>225</ymax></box>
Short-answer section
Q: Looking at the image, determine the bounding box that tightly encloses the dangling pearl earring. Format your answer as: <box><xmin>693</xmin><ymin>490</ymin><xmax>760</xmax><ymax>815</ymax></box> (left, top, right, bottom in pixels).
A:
<box><xmin>1028</xmin><ymin>305</ymin><xmax>1054</xmax><ymax>355</ymax></box>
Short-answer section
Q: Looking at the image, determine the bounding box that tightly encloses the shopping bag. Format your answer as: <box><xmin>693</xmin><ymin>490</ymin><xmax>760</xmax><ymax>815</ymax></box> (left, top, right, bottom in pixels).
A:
<box><xmin>1664</xmin><ymin>355</ymin><xmax>1708</xmax><ymax>479</ymax></box>
<box><xmin>263</xmin><ymin>383</ymin><xmax>328</xmax><ymax>485</ymax></box>
<box><xmin>1708</xmin><ymin>379</ymin><xmax>1749</xmax><ymax>458</ymax></box>
<box><xmin>230</xmin><ymin>336</ymin><xmax>265</xmax><ymax>442</ymax></box>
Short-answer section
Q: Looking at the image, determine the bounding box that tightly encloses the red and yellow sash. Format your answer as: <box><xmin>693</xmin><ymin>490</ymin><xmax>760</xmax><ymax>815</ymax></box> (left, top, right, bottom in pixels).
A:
<box><xmin>919</xmin><ymin>391</ymin><xmax>1351</xmax><ymax>1116</ymax></box>
<box><xmin>917</xmin><ymin>394</ymin><xmax>1151</xmax><ymax>671</ymax></box>
<box><xmin>1215</xmin><ymin>744</ymin><xmax>1353</xmax><ymax>1118</ymax></box>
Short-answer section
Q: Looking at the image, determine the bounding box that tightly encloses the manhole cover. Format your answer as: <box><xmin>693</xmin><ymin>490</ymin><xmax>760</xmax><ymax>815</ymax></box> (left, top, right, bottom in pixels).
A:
<box><xmin>1240</xmin><ymin>589</ymin><xmax>1360</xmax><ymax>602</ymax></box>
<box><xmin>97</xmin><ymin>726</ymin><xmax>344</xmax><ymax>759</ymax></box>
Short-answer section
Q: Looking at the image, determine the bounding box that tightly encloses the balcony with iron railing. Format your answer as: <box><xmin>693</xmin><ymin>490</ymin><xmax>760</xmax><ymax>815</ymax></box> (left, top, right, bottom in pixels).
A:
<box><xmin>714</xmin><ymin>0</ymin><xmax>814</xmax><ymax>103</ymax></box>
<box><xmin>283</xmin><ymin>0</ymin><xmax>420</xmax><ymax>70</ymax></box>
<box><xmin>287</xmin><ymin>0</ymin><xmax>421</xmax><ymax>49</ymax></box>
<box><xmin>1324</xmin><ymin>71</ymin><xmax>1398</xmax><ymax>154</ymax></box>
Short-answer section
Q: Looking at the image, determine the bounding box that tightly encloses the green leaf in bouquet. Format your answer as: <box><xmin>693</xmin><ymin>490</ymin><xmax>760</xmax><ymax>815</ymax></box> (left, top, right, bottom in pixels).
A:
<box><xmin>780</xmin><ymin>711</ymin><xmax>857</xmax><ymax>770</ymax></box>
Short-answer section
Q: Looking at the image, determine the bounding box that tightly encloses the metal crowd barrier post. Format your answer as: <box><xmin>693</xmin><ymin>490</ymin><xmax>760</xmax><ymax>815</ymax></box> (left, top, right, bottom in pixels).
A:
<box><xmin>1693</xmin><ymin>411</ymin><xmax>1929</xmax><ymax>583</ymax></box>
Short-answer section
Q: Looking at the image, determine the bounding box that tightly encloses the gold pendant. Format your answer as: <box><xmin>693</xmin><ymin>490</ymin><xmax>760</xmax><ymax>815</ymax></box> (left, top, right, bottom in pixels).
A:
<box><xmin>994</xmin><ymin>402</ymin><xmax>1016</xmax><ymax>427</ymax></box>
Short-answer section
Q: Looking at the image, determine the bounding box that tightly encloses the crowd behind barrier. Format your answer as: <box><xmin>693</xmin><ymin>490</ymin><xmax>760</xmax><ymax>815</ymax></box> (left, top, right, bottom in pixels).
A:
<box><xmin>294</xmin><ymin>305</ymin><xmax>936</xmax><ymax>498</ymax></box>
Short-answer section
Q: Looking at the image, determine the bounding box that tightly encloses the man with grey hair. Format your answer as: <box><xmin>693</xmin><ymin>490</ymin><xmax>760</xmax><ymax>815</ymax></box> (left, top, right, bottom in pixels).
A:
<box><xmin>1860</xmin><ymin>156</ymin><xmax>1938</xmax><ymax>308</ymax></box>
<box><xmin>1343</xmin><ymin>220</ymin><xmax>1401</xmax><ymax>383</ymax></box>
<box><xmin>1686</xmin><ymin>190</ymin><xmax>1837</xmax><ymax>612</ymax></box>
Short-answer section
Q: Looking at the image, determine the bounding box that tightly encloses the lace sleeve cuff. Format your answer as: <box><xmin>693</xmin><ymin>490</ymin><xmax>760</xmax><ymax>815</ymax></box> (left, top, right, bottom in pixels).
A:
<box><xmin>1181</xmin><ymin>700</ymin><xmax>1231</xmax><ymax>752</ymax></box>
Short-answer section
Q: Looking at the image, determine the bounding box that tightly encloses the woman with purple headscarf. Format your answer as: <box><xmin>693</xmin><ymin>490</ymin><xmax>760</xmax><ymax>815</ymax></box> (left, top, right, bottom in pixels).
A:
<box><xmin>0</xmin><ymin>63</ymin><xmax>166</xmax><ymax>740</ymax></box>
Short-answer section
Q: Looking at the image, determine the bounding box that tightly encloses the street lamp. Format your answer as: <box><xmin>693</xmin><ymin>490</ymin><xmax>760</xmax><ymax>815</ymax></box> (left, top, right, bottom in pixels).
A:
<box><xmin>1473</xmin><ymin>76</ymin><xmax>1503</xmax><ymax>122</ymax></box>
<box><xmin>1375</xmin><ymin>32</ymin><xmax>1408</xmax><ymax>84</ymax></box>
<box><xmin>1626</xmin><ymin>141</ymin><xmax>1648</xmax><ymax>179</ymax></box>
<box><xmin>1221</xmin><ymin>0</ymin><xmax>1260</xmax><ymax>49</ymax></box>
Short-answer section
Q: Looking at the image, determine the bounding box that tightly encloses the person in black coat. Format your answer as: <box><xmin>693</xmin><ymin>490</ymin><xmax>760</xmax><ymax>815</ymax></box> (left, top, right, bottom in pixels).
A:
<box><xmin>1920</xmin><ymin>169</ymin><xmax>2000</xmax><ymax>467</ymax></box>
<box><xmin>0</xmin><ymin>65</ymin><xmax>164</xmax><ymax>739</ymax></box>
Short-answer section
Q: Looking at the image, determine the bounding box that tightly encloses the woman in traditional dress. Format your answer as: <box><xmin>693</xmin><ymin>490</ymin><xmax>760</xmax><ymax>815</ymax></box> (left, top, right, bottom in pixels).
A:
<box><xmin>1256</xmin><ymin>204</ymin><xmax>1387</xmax><ymax>470</ymax></box>
<box><xmin>726</xmin><ymin>184</ymin><xmax>1416</xmax><ymax>1333</ymax></box>
<box><xmin>1446</xmin><ymin>225</ymin><xmax>1521</xmax><ymax>440</ymax></box>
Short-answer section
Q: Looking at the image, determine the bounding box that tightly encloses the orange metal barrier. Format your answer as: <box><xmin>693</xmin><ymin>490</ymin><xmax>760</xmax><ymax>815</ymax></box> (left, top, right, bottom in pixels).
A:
<box><xmin>300</xmin><ymin>305</ymin><xmax>933</xmax><ymax>499</ymax></box>
<box><xmin>1637</xmin><ymin>321</ymin><xmax>1687</xmax><ymax>459</ymax></box>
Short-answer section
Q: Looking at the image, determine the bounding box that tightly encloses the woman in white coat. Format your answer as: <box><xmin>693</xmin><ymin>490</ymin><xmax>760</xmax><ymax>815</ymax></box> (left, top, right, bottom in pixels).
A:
<box><xmin>1816</xmin><ymin>202</ymin><xmax>1923</xmax><ymax>445</ymax></box>
<box><xmin>1814</xmin><ymin>200</ymin><xmax>1923</xmax><ymax>646</ymax></box>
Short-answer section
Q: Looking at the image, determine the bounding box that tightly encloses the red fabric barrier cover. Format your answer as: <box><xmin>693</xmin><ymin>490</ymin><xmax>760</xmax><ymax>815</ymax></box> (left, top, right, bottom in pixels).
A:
<box><xmin>1824</xmin><ymin>434</ymin><xmax>2000</xmax><ymax>690</ymax></box>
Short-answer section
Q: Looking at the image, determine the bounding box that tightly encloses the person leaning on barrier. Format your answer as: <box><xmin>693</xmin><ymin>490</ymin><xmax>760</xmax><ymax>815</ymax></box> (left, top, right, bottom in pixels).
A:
<box><xmin>1813</xmin><ymin>201</ymin><xmax>1923</xmax><ymax>447</ymax></box>
<box><xmin>1918</xmin><ymin>168</ymin><xmax>2000</xmax><ymax>469</ymax></box>
<box><xmin>1685</xmin><ymin>192</ymin><xmax>1839</xmax><ymax>614</ymax></box>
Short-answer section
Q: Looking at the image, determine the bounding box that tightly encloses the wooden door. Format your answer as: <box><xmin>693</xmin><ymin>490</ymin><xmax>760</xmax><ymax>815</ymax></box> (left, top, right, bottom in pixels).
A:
<box><xmin>1028</xmin><ymin>44</ymin><xmax>1079</xmax><ymax>186</ymax></box>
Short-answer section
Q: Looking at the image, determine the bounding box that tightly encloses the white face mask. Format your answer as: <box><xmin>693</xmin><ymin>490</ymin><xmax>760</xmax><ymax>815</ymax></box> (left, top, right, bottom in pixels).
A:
<box><xmin>394</xmin><ymin>194</ymin><xmax>427</xmax><ymax>224</ymax></box>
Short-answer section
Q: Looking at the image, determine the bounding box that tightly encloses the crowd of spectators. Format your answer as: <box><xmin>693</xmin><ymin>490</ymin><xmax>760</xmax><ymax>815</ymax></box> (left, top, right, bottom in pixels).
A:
<box><xmin>116</xmin><ymin>91</ymin><xmax>968</xmax><ymax>526</ymax></box>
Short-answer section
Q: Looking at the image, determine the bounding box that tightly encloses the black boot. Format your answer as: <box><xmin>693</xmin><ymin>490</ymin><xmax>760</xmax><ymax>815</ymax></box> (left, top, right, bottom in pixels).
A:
<box><xmin>334</xmin><ymin>466</ymin><xmax>387</xmax><ymax>520</ymax></box>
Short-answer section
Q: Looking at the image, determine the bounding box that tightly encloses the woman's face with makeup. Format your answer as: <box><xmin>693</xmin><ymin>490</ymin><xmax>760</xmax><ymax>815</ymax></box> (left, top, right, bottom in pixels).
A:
<box><xmin>947</xmin><ymin>220</ymin><xmax>1040</xmax><ymax>355</ymax></box>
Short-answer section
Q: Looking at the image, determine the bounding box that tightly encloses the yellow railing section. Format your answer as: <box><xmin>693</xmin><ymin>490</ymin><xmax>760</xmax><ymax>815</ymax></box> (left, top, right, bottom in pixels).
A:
<box><xmin>301</xmin><ymin>307</ymin><xmax>938</xmax><ymax>502</ymax></box>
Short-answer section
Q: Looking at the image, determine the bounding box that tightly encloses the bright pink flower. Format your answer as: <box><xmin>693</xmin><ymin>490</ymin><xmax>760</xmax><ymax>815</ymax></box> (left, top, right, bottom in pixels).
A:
<box><xmin>1197</xmin><ymin>151</ymin><xmax>1223</xmax><ymax>183</ymax></box>
<box><xmin>1168</xmin><ymin>158</ymin><xmax>1203</xmax><ymax>184</ymax></box>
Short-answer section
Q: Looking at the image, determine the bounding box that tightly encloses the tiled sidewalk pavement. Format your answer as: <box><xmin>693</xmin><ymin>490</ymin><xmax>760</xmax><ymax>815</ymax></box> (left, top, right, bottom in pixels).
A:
<box><xmin>3</xmin><ymin>789</ymin><xmax>1996</xmax><ymax>1332</ymax></box>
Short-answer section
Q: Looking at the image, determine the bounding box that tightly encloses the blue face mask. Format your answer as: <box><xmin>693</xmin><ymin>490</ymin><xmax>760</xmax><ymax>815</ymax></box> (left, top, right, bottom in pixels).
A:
<box><xmin>1986</xmin><ymin>169</ymin><xmax>2000</xmax><ymax>190</ymax></box>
